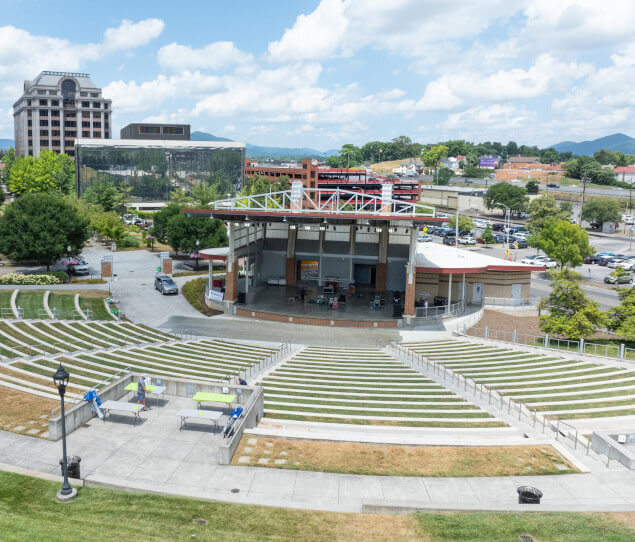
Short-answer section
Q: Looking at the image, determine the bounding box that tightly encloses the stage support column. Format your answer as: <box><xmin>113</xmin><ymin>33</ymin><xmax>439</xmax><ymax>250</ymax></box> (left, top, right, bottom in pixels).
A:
<box><xmin>225</xmin><ymin>222</ymin><xmax>238</xmax><ymax>303</ymax></box>
<box><xmin>318</xmin><ymin>228</ymin><xmax>325</xmax><ymax>286</ymax></box>
<box><xmin>376</xmin><ymin>226</ymin><xmax>388</xmax><ymax>292</ymax></box>
<box><xmin>447</xmin><ymin>273</ymin><xmax>453</xmax><ymax>315</ymax></box>
<box><xmin>348</xmin><ymin>224</ymin><xmax>356</xmax><ymax>286</ymax></box>
<box><xmin>404</xmin><ymin>227</ymin><xmax>417</xmax><ymax>323</ymax></box>
<box><xmin>285</xmin><ymin>225</ymin><xmax>297</xmax><ymax>287</ymax></box>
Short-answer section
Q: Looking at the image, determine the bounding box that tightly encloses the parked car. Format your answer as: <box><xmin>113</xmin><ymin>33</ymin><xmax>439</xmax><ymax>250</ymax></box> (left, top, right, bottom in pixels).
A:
<box><xmin>417</xmin><ymin>234</ymin><xmax>433</xmax><ymax>242</ymax></box>
<box><xmin>543</xmin><ymin>259</ymin><xmax>558</xmax><ymax>268</ymax></box>
<box><xmin>154</xmin><ymin>275</ymin><xmax>178</xmax><ymax>295</ymax></box>
<box><xmin>598</xmin><ymin>254</ymin><xmax>625</xmax><ymax>266</ymax></box>
<box><xmin>492</xmin><ymin>233</ymin><xmax>505</xmax><ymax>243</ymax></box>
<box><xmin>442</xmin><ymin>235</ymin><xmax>456</xmax><ymax>246</ymax></box>
<box><xmin>521</xmin><ymin>255</ymin><xmax>543</xmax><ymax>265</ymax></box>
<box><xmin>492</xmin><ymin>223</ymin><xmax>506</xmax><ymax>232</ymax></box>
<box><xmin>69</xmin><ymin>259</ymin><xmax>89</xmax><ymax>275</ymax></box>
<box><xmin>608</xmin><ymin>258</ymin><xmax>627</xmax><ymax>269</ymax></box>
<box><xmin>605</xmin><ymin>273</ymin><xmax>633</xmax><ymax>285</ymax></box>
<box><xmin>438</xmin><ymin>228</ymin><xmax>454</xmax><ymax>237</ymax></box>
<box><xmin>458</xmin><ymin>236</ymin><xmax>477</xmax><ymax>245</ymax></box>
<box><xmin>547</xmin><ymin>183</ymin><xmax>560</xmax><ymax>188</ymax></box>
<box><xmin>619</xmin><ymin>260</ymin><xmax>635</xmax><ymax>271</ymax></box>
<box><xmin>583</xmin><ymin>255</ymin><xmax>600</xmax><ymax>264</ymax></box>
<box><xmin>473</xmin><ymin>219</ymin><xmax>489</xmax><ymax>229</ymax></box>
<box><xmin>510</xmin><ymin>239</ymin><xmax>528</xmax><ymax>249</ymax></box>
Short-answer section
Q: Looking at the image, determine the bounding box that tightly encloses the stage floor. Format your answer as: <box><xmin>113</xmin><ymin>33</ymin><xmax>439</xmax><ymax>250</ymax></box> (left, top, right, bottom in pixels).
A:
<box><xmin>241</xmin><ymin>284</ymin><xmax>402</xmax><ymax>322</ymax></box>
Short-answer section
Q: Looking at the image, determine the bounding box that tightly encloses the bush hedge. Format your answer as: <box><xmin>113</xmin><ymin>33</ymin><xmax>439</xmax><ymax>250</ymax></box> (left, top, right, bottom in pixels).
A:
<box><xmin>0</xmin><ymin>273</ymin><xmax>61</xmax><ymax>285</ymax></box>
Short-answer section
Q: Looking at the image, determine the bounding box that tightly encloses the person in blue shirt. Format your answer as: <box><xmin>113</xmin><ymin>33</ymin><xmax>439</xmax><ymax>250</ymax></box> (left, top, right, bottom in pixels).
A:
<box><xmin>137</xmin><ymin>375</ymin><xmax>149</xmax><ymax>411</ymax></box>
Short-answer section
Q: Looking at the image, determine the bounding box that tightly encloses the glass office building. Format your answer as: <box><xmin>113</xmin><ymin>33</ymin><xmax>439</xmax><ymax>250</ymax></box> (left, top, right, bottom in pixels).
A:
<box><xmin>75</xmin><ymin>139</ymin><xmax>245</xmax><ymax>202</ymax></box>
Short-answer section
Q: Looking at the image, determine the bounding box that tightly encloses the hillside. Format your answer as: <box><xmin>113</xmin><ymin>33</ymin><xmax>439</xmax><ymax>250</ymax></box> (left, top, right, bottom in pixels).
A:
<box><xmin>369</xmin><ymin>158</ymin><xmax>413</xmax><ymax>173</ymax></box>
<box><xmin>190</xmin><ymin>130</ymin><xmax>337</xmax><ymax>159</ymax></box>
<box><xmin>551</xmin><ymin>133</ymin><xmax>635</xmax><ymax>155</ymax></box>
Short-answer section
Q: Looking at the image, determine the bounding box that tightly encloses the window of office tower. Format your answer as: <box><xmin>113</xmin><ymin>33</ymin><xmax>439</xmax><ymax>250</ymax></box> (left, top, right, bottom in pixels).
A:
<box><xmin>61</xmin><ymin>80</ymin><xmax>76</xmax><ymax>98</ymax></box>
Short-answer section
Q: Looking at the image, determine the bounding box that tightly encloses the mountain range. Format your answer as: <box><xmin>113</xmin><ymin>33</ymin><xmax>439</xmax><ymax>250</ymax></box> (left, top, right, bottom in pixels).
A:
<box><xmin>190</xmin><ymin>131</ymin><xmax>338</xmax><ymax>159</ymax></box>
<box><xmin>0</xmin><ymin>139</ymin><xmax>13</xmax><ymax>149</ymax></box>
<box><xmin>551</xmin><ymin>133</ymin><xmax>635</xmax><ymax>155</ymax></box>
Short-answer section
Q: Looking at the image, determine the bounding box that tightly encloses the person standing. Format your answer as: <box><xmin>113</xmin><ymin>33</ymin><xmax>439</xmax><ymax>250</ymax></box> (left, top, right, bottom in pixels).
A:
<box><xmin>137</xmin><ymin>375</ymin><xmax>149</xmax><ymax>411</ymax></box>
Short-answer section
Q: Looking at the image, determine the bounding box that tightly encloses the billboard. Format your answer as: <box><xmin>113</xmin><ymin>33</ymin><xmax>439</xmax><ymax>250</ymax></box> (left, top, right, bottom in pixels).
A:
<box><xmin>479</xmin><ymin>158</ymin><xmax>499</xmax><ymax>168</ymax></box>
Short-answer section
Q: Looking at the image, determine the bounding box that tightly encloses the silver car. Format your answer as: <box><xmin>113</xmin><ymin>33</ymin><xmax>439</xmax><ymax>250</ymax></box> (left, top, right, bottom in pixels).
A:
<box><xmin>70</xmin><ymin>259</ymin><xmax>89</xmax><ymax>275</ymax></box>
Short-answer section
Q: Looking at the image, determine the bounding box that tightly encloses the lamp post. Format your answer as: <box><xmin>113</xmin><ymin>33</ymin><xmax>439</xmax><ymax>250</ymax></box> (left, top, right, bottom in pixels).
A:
<box><xmin>496</xmin><ymin>203</ymin><xmax>510</xmax><ymax>253</ymax></box>
<box><xmin>195</xmin><ymin>239</ymin><xmax>200</xmax><ymax>270</ymax></box>
<box><xmin>53</xmin><ymin>363</ymin><xmax>77</xmax><ymax>501</ymax></box>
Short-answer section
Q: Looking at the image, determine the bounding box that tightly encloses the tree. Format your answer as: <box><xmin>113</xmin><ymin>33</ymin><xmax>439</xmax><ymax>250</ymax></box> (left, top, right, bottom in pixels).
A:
<box><xmin>114</xmin><ymin>185</ymin><xmax>134</xmax><ymax>217</ymax></box>
<box><xmin>538</xmin><ymin>273</ymin><xmax>606</xmax><ymax>339</ymax></box>
<box><xmin>436</xmin><ymin>167</ymin><xmax>454</xmax><ymax>186</ymax></box>
<box><xmin>540</xmin><ymin>148</ymin><xmax>559</xmax><ymax>164</ymax></box>
<box><xmin>484</xmin><ymin>182</ymin><xmax>528</xmax><ymax>215</ymax></box>
<box><xmin>1</xmin><ymin>147</ymin><xmax>15</xmax><ymax>180</ymax></box>
<box><xmin>527</xmin><ymin>194</ymin><xmax>571</xmax><ymax>233</ymax></box>
<box><xmin>81</xmin><ymin>177</ymin><xmax>119</xmax><ymax>212</ymax></box>
<box><xmin>165</xmin><ymin>214</ymin><xmax>227</xmax><ymax>254</ymax></box>
<box><xmin>448</xmin><ymin>215</ymin><xmax>474</xmax><ymax>232</ymax></box>
<box><xmin>606</xmin><ymin>286</ymin><xmax>635</xmax><ymax>341</ymax></box>
<box><xmin>530</xmin><ymin>219</ymin><xmax>593</xmax><ymax>269</ymax></box>
<box><xmin>582</xmin><ymin>198</ymin><xmax>622</xmax><ymax>227</ymax></box>
<box><xmin>151</xmin><ymin>203</ymin><xmax>183</xmax><ymax>242</ymax></box>
<box><xmin>481</xmin><ymin>224</ymin><xmax>494</xmax><ymax>244</ymax></box>
<box><xmin>7</xmin><ymin>150</ymin><xmax>74</xmax><ymax>195</ymax></box>
<box><xmin>463</xmin><ymin>165</ymin><xmax>492</xmax><ymax>179</ymax></box>
<box><xmin>170</xmin><ymin>188</ymin><xmax>193</xmax><ymax>205</ymax></box>
<box><xmin>525</xmin><ymin>180</ymin><xmax>539</xmax><ymax>194</ymax></box>
<box><xmin>191</xmin><ymin>182</ymin><xmax>219</xmax><ymax>207</ymax></box>
<box><xmin>0</xmin><ymin>193</ymin><xmax>89</xmax><ymax>270</ymax></box>
<box><xmin>593</xmin><ymin>148</ymin><xmax>618</xmax><ymax>165</ymax></box>
<box><xmin>422</xmin><ymin>144</ymin><xmax>448</xmax><ymax>184</ymax></box>
<box><xmin>91</xmin><ymin>211</ymin><xmax>127</xmax><ymax>243</ymax></box>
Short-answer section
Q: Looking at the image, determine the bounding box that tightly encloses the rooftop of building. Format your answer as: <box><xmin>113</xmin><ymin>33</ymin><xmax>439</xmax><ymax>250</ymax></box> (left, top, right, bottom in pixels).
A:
<box><xmin>75</xmin><ymin>138</ymin><xmax>246</xmax><ymax>149</ymax></box>
<box><xmin>29</xmin><ymin>71</ymin><xmax>99</xmax><ymax>89</ymax></box>
<box><xmin>415</xmin><ymin>242</ymin><xmax>545</xmax><ymax>274</ymax></box>
<box><xmin>615</xmin><ymin>166</ymin><xmax>635</xmax><ymax>173</ymax></box>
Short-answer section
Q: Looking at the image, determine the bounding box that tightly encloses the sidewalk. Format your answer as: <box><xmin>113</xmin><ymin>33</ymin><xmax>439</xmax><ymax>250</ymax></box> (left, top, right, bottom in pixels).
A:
<box><xmin>2</xmin><ymin>422</ymin><xmax>634</xmax><ymax>513</ymax></box>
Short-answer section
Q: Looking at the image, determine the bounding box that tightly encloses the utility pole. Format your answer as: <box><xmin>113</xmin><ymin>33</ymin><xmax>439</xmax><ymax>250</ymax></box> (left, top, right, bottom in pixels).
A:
<box><xmin>579</xmin><ymin>171</ymin><xmax>588</xmax><ymax>225</ymax></box>
<box><xmin>455</xmin><ymin>209</ymin><xmax>459</xmax><ymax>248</ymax></box>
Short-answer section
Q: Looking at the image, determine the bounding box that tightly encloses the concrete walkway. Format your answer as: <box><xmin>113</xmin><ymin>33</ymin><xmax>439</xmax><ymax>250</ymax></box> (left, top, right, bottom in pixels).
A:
<box><xmin>1</xmin><ymin>394</ymin><xmax>634</xmax><ymax>513</ymax></box>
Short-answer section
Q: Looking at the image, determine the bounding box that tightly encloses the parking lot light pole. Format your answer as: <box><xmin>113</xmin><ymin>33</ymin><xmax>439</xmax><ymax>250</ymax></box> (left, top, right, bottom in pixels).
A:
<box><xmin>53</xmin><ymin>363</ymin><xmax>77</xmax><ymax>501</ymax></box>
<box><xmin>496</xmin><ymin>203</ymin><xmax>510</xmax><ymax>251</ymax></box>
<box><xmin>195</xmin><ymin>239</ymin><xmax>200</xmax><ymax>270</ymax></box>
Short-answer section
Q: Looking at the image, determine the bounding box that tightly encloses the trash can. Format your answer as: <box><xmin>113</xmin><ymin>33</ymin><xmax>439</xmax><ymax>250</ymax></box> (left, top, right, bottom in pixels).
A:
<box><xmin>517</xmin><ymin>486</ymin><xmax>542</xmax><ymax>504</ymax></box>
<box><xmin>60</xmin><ymin>456</ymin><xmax>81</xmax><ymax>479</ymax></box>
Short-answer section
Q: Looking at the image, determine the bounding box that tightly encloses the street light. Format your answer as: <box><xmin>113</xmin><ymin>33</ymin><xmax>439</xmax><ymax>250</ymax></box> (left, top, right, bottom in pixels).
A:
<box><xmin>195</xmin><ymin>239</ymin><xmax>200</xmax><ymax>270</ymax></box>
<box><xmin>495</xmin><ymin>203</ymin><xmax>510</xmax><ymax>254</ymax></box>
<box><xmin>53</xmin><ymin>363</ymin><xmax>76</xmax><ymax>501</ymax></box>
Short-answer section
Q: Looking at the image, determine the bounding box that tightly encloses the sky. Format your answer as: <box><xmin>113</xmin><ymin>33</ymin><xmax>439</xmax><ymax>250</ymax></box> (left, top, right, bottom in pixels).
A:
<box><xmin>0</xmin><ymin>0</ymin><xmax>633</xmax><ymax>151</ymax></box>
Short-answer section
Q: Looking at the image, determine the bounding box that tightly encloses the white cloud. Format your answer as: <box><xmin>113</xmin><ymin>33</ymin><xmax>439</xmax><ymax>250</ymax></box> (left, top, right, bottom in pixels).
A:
<box><xmin>104</xmin><ymin>71</ymin><xmax>223</xmax><ymax>113</ymax></box>
<box><xmin>102</xmin><ymin>19</ymin><xmax>164</xmax><ymax>53</ymax></box>
<box><xmin>0</xmin><ymin>20</ymin><xmax>164</xmax><ymax>101</ymax></box>
<box><xmin>268</xmin><ymin>0</ymin><xmax>523</xmax><ymax>63</ymax></box>
<box><xmin>223</xmin><ymin>124</ymin><xmax>236</xmax><ymax>132</ymax></box>
<box><xmin>158</xmin><ymin>41</ymin><xmax>254</xmax><ymax>72</ymax></box>
<box><xmin>443</xmin><ymin>104</ymin><xmax>537</xmax><ymax>130</ymax></box>
<box><xmin>417</xmin><ymin>54</ymin><xmax>592</xmax><ymax>111</ymax></box>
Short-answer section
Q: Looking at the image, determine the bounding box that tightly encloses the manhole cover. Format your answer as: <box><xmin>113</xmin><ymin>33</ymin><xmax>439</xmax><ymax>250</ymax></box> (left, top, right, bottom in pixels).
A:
<box><xmin>194</xmin><ymin>518</ymin><xmax>207</xmax><ymax>525</ymax></box>
<box><xmin>230</xmin><ymin>488</ymin><xmax>240</xmax><ymax>493</ymax></box>
<box><xmin>519</xmin><ymin>536</ymin><xmax>534</xmax><ymax>542</ymax></box>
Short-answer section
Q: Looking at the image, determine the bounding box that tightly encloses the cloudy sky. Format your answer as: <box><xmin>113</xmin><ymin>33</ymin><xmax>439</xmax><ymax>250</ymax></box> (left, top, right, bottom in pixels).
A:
<box><xmin>1</xmin><ymin>0</ymin><xmax>633</xmax><ymax>150</ymax></box>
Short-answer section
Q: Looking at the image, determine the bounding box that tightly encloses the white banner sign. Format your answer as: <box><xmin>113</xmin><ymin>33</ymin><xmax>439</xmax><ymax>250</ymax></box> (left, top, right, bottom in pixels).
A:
<box><xmin>208</xmin><ymin>289</ymin><xmax>224</xmax><ymax>303</ymax></box>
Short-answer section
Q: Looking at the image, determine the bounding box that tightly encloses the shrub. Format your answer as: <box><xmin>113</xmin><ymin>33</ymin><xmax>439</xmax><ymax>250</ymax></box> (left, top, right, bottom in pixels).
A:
<box><xmin>0</xmin><ymin>273</ymin><xmax>60</xmax><ymax>285</ymax></box>
<box><xmin>118</xmin><ymin>235</ymin><xmax>141</xmax><ymax>248</ymax></box>
<box><xmin>182</xmin><ymin>277</ymin><xmax>219</xmax><ymax>316</ymax></box>
<box><xmin>46</xmin><ymin>271</ymin><xmax>69</xmax><ymax>283</ymax></box>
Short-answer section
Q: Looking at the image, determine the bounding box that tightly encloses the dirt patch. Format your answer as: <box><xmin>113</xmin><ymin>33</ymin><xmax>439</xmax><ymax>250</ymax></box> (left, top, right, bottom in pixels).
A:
<box><xmin>0</xmin><ymin>385</ymin><xmax>57</xmax><ymax>437</ymax></box>
<box><xmin>232</xmin><ymin>437</ymin><xmax>577</xmax><ymax>477</ymax></box>
<box><xmin>472</xmin><ymin>308</ymin><xmax>615</xmax><ymax>340</ymax></box>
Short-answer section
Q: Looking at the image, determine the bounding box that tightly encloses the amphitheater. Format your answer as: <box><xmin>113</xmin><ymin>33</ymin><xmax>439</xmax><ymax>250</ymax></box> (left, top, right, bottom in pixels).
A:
<box><xmin>1</xmin><ymin>290</ymin><xmax>635</xmax><ymax>513</ymax></box>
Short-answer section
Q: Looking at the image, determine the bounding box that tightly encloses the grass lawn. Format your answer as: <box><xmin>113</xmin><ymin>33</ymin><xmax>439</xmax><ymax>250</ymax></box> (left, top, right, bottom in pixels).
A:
<box><xmin>0</xmin><ymin>291</ymin><xmax>14</xmax><ymax>315</ymax></box>
<box><xmin>47</xmin><ymin>292</ymin><xmax>79</xmax><ymax>318</ymax></box>
<box><xmin>232</xmin><ymin>438</ymin><xmax>576</xmax><ymax>477</ymax></box>
<box><xmin>15</xmin><ymin>291</ymin><xmax>46</xmax><ymax>319</ymax></box>
<box><xmin>1</xmin><ymin>471</ymin><xmax>634</xmax><ymax>541</ymax></box>
<box><xmin>79</xmin><ymin>295</ymin><xmax>113</xmax><ymax>320</ymax></box>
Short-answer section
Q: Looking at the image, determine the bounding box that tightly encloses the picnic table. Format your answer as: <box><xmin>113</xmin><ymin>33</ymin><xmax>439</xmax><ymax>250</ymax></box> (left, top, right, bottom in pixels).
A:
<box><xmin>100</xmin><ymin>400</ymin><xmax>144</xmax><ymax>425</ymax></box>
<box><xmin>124</xmin><ymin>382</ymin><xmax>167</xmax><ymax>406</ymax></box>
<box><xmin>191</xmin><ymin>392</ymin><xmax>237</xmax><ymax>411</ymax></box>
<box><xmin>176</xmin><ymin>409</ymin><xmax>223</xmax><ymax>432</ymax></box>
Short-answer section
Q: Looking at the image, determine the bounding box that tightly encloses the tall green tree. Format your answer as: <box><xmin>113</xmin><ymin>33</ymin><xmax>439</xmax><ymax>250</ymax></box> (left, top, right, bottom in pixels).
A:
<box><xmin>7</xmin><ymin>150</ymin><xmax>74</xmax><ymax>195</ymax></box>
<box><xmin>422</xmin><ymin>144</ymin><xmax>448</xmax><ymax>184</ymax></box>
<box><xmin>530</xmin><ymin>219</ymin><xmax>593</xmax><ymax>269</ymax></box>
<box><xmin>582</xmin><ymin>198</ymin><xmax>622</xmax><ymax>226</ymax></box>
<box><xmin>191</xmin><ymin>182</ymin><xmax>219</xmax><ymax>207</ymax></box>
<box><xmin>483</xmin><ymin>183</ymin><xmax>528</xmax><ymax>215</ymax></box>
<box><xmin>1</xmin><ymin>147</ymin><xmax>15</xmax><ymax>180</ymax></box>
<box><xmin>606</xmin><ymin>286</ymin><xmax>635</xmax><ymax>342</ymax></box>
<box><xmin>448</xmin><ymin>215</ymin><xmax>474</xmax><ymax>232</ymax></box>
<box><xmin>538</xmin><ymin>273</ymin><xmax>606</xmax><ymax>339</ymax></box>
<box><xmin>165</xmin><ymin>214</ymin><xmax>227</xmax><ymax>254</ymax></box>
<box><xmin>481</xmin><ymin>224</ymin><xmax>494</xmax><ymax>244</ymax></box>
<box><xmin>0</xmin><ymin>193</ymin><xmax>89</xmax><ymax>270</ymax></box>
<box><xmin>436</xmin><ymin>167</ymin><xmax>454</xmax><ymax>186</ymax></box>
<box><xmin>81</xmin><ymin>177</ymin><xmax>119</xmax><ymax>211</ymax></box>
<box><xmin>525</xmin><ymin>180</ymin><xmax>539</xmax><ymax>194</ymax></box>
<box><xmin>527</xmin><ymin>194</ymin><xmax>571</xmax><ymax>233</ymax></box>
<box><xmin>151</xmin><ymin>203</ymin><xmax>183</xmax><ymax>242</ymax></box>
